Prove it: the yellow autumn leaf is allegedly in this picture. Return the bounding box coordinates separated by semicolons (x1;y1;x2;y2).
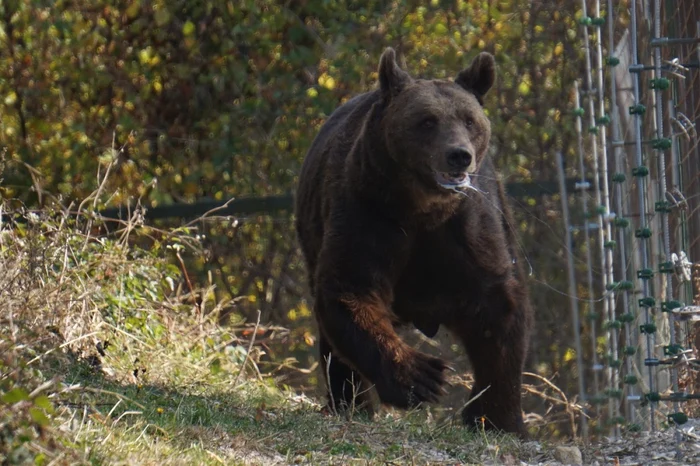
304;332;315;346
138;48;151;65
563;347;576;362
554;42;564;56
4;92;17;105
518;75;532;96
318;73;336;90
182;20;195;36
298;302;311;317
434;23;448;35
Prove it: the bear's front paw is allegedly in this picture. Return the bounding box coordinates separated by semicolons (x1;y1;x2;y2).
374;349;449;408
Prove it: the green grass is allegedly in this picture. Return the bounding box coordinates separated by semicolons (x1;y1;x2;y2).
0;208;529;465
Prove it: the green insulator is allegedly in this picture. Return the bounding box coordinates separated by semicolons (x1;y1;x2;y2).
606;56;620;66
597;115;611;125
589;126;599;134
664;344;684;356
609;281;633;291
661;300;683;312
579;16;593;26
623;346;636;355
638;297;656;308
645;392;661;402
618;281;634;291
655;201;672;213
658;261;674;273
606;389;623;399
650;78;670;90
612;172;626;182
629;104;646;115
619;313;635;323
624;375;639;385
604;240;617;249
632;166;649;177
614;217;630;228
591;17;606;26
637;268;654;279
640;323;657;334
586;312;598;321
652;138;672;150
604;320;622;330
595;205;606;215
573;107;585;117
635;228;652;238
668;413;688;425
608;358;622;368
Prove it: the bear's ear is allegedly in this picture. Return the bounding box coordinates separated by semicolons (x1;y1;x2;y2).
455;52;496;103
378;47;411;98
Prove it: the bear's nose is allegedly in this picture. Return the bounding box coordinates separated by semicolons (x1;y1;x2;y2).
446;148;473;171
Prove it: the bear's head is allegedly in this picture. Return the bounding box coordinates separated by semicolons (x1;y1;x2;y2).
378;48;495;193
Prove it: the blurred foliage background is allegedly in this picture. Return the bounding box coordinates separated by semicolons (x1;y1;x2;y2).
1;0;644;436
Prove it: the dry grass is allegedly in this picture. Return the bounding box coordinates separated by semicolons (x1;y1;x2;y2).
6;187;693;464
0;204;536;465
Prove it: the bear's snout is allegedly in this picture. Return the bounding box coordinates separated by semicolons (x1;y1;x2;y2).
446;147;474;172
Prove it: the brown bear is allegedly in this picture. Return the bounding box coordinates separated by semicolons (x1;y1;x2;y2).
295;48;532;436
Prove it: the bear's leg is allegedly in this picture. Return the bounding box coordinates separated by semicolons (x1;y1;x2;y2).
312;217;449;409
319;336;375;415
453;282;529;437
315;289;448;409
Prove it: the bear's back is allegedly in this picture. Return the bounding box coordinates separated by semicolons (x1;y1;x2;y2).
295;89;381;290
307;90;379;167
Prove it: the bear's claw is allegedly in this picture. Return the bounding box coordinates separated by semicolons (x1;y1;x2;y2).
374;350;449;408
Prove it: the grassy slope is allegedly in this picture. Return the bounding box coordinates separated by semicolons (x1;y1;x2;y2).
0;211;531;465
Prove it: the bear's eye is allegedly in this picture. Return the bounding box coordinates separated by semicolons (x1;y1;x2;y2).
464;117;475;129
418;116;438;130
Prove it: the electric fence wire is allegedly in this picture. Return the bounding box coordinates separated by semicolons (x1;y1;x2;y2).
580;0;618;436
630;0;658;432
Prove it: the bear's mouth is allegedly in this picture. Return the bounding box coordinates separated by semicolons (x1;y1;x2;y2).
434;171;472;189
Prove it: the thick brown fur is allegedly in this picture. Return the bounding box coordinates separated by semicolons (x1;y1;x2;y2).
295;48;533;436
